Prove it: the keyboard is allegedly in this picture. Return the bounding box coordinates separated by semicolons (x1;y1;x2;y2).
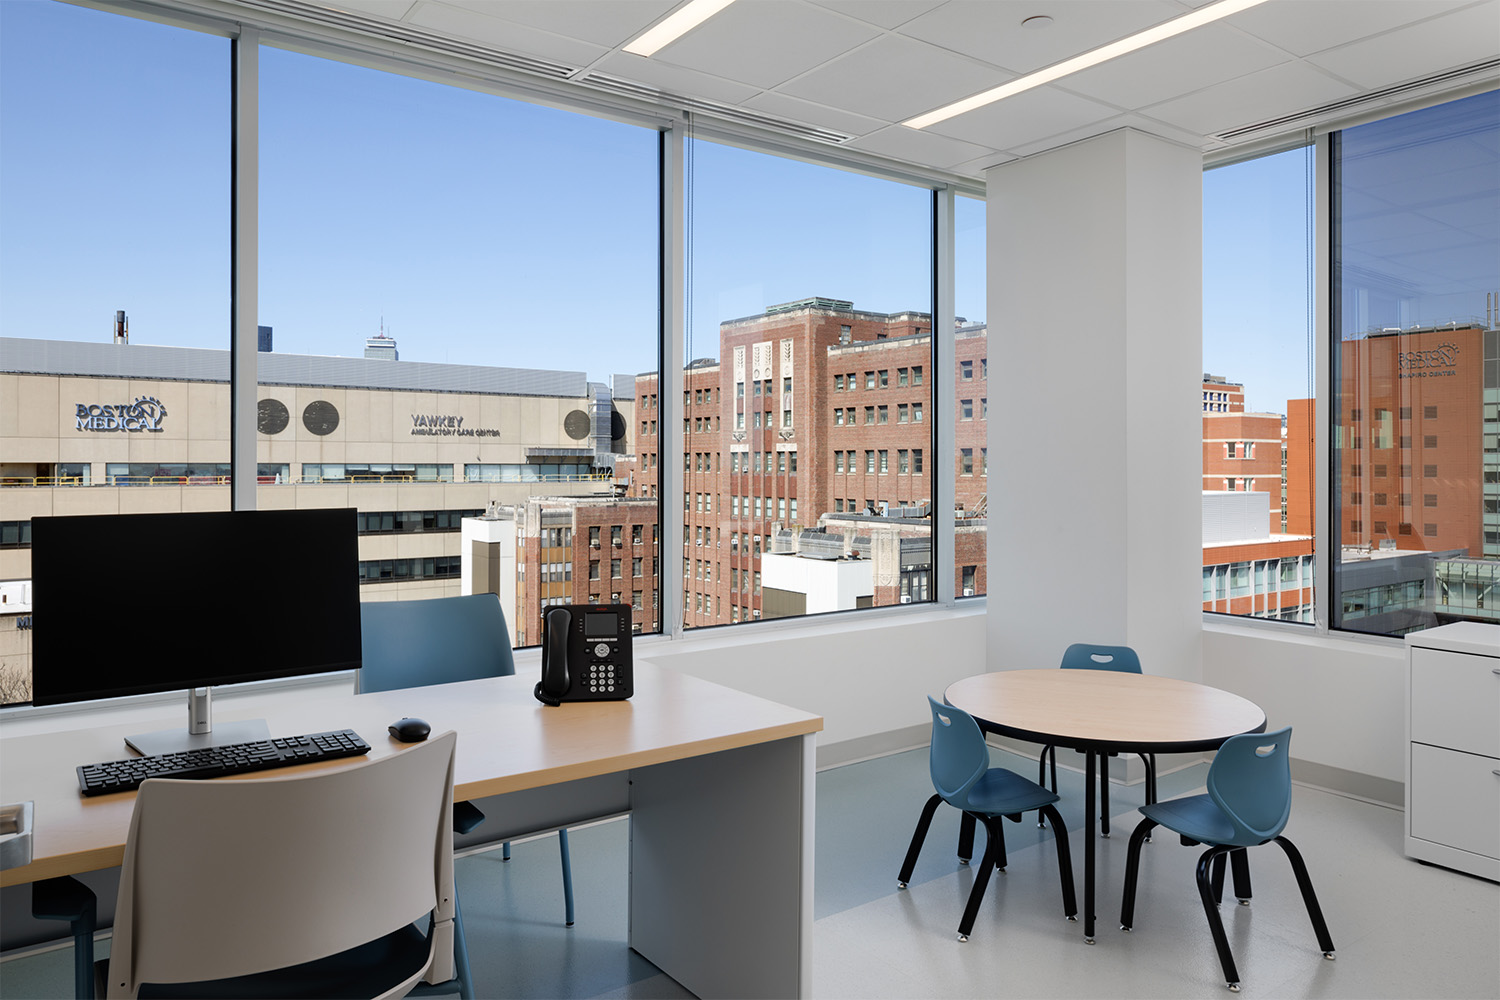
76;729;372;797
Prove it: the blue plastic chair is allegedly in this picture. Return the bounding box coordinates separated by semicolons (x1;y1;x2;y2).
897;697;1077;942
358;593;575;929
1119;727;1335;992
1036;643;1157;836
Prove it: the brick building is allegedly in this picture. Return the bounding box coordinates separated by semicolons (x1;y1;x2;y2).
632;297;988;626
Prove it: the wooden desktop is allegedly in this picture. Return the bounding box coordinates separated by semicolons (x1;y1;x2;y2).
0;661;823;999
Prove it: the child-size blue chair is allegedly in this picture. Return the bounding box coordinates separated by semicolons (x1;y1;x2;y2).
1036;643;1157;835
358;593;575;928
1118;726;1335;992
897;697;1077;942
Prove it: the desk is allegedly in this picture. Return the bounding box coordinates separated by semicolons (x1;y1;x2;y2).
0;661;823;999
945;669;1264;943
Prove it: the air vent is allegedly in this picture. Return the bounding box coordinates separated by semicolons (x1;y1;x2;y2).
235;0;575;80
577;73;854;145
1215;59;1500;142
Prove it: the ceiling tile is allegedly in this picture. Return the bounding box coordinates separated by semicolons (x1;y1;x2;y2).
591;51;764;105
330;0;420;19
805;0;946;30
778;34;1008;122
1228;0;1472;58
651;1;882;90
738;91;889;138
922;84;1125;152
1059;23;1290;111
437;1;677;49
897;0;1184;74
844;124;999;169
407;2;608;65
1142;60;1359;136
1304;2;1500;91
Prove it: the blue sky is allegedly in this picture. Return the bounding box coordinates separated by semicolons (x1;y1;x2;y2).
4;0;1308;413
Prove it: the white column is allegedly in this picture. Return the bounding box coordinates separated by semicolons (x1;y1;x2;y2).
987;129;1204;680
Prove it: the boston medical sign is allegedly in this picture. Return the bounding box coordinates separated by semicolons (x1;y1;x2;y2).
76;397;168;432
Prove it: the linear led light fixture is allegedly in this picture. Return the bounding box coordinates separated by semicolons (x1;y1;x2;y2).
905;0;1271;129
624;0;738;57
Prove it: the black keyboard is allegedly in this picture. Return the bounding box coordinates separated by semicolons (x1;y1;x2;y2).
76;729;371;797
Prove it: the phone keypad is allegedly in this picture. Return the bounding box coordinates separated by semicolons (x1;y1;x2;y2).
587;663;619;694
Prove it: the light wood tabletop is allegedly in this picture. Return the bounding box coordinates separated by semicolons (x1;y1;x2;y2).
945;669;1267;752
0;661;823;887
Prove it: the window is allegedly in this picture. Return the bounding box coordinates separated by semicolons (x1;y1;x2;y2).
877;405;888;424
898;404;909;423
878;450;889;474
865;371;876;389
865;451;876;474
898;367;908;386
878;370;888;388
912;402;923;422
864;406;875;424
960;449;973;475
960;360;973;381
960;399;973;420
911;366;923;386
1332;96;1499;634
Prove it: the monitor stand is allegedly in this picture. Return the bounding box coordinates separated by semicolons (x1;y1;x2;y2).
124;687;271;757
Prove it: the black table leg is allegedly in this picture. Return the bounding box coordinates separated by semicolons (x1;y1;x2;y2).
1084;750;1096;943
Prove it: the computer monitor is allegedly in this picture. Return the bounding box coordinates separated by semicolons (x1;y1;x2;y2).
30;507;362;755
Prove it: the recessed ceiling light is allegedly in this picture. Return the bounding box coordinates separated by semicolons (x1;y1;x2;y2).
623;0;738;58
905;0;1271;130
1021;15;1054;30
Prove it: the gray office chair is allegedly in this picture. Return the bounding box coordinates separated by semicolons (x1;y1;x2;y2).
98;732;472;999
357;593;576;926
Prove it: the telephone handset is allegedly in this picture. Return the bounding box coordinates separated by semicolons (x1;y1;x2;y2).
535;603;634;707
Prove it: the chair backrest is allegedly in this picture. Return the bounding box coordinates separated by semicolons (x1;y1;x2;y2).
1060;642;1142;673
1205;726;1294;847
358;593;515;693
926;696;990;810
104;732;459;999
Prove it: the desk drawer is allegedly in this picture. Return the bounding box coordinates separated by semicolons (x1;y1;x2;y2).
1409;743;1500;862
1410;647;1500;757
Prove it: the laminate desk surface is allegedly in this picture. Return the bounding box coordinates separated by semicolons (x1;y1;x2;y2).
0;661;823;888
945;668;1266;753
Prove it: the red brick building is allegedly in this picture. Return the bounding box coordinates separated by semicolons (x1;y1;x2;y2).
1337;325;1486;557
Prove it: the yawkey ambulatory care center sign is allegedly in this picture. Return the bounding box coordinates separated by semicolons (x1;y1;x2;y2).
409;412;501;437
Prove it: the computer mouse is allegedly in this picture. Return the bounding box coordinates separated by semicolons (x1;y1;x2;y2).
388;717;431;743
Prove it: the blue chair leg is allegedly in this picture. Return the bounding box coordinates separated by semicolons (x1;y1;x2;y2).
30;876;96;1000
897;794;942;888
501;840;511;862
1273;836;1336;959
1196;846;1242;990
558;829;575;927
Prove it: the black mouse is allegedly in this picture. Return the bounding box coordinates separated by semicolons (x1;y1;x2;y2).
388;717;431;743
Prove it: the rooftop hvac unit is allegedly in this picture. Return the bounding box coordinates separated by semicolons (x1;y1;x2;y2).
900;595;911;604
963;588;974;597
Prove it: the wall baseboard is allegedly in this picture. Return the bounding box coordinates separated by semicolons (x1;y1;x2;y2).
817;724;928;770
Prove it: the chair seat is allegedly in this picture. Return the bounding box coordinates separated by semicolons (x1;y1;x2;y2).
1141;793;1246;848
963;767;1059;816
118;923;434;999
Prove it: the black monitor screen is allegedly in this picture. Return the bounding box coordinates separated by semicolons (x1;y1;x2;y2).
30;508;362;706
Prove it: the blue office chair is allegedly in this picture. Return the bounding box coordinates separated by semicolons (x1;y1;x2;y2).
1119;727;1334;992
357;593;575;928
1037;643;1157;835
897;697;1077;942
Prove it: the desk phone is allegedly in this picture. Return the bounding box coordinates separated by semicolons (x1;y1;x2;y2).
535;604;634;706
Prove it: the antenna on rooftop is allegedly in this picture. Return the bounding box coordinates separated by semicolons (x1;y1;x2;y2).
113;310;128;345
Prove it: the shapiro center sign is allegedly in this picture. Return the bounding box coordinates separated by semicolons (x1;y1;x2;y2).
76;397;168;432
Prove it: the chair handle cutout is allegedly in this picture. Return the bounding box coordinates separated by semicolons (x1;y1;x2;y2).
1255;744;1279;757
937;712;952;727
1090;654;1114;664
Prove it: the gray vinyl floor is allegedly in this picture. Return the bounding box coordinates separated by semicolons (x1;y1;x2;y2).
3;745;1497;999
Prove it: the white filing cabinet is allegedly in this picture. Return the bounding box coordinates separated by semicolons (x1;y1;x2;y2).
1405;622;1500;881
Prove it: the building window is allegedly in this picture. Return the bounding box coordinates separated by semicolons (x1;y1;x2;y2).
960;399;973;420
960;448;973;475
960;360;973;381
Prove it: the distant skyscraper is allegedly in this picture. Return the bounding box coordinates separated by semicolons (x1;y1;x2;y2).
365;332;398;360
257;325;273;352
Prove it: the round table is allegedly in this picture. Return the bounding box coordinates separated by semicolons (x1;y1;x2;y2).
945;669;1266;942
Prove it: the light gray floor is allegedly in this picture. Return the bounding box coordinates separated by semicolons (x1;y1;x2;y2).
3;745;1497;999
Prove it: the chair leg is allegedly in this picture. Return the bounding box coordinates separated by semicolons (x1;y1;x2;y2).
1119;817;1157;931
897;794;942;888
957;810;976;865
1273;836;1336;959
956;816;1004;942
1230;847;1252;905
1210;852;1228;906
502;840;511;862
1099;758;1111;837
1037;803;1077;919
558;829;575;927
451;890;477;1000
1196;847;1242;990
30;876;96;1000
990;813;1008;872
